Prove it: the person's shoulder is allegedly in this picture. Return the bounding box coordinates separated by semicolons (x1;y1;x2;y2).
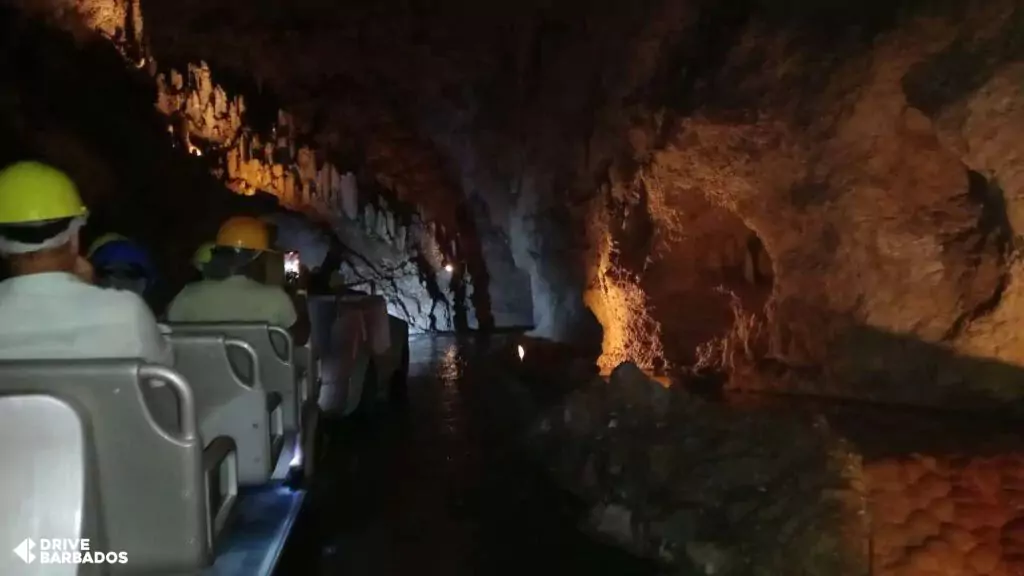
257;283;292;303
71;281;130;302
102;286;151;309
83;285;154;319
175;279;216;297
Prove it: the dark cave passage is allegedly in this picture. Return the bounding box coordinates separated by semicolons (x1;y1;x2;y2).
278;335;659;576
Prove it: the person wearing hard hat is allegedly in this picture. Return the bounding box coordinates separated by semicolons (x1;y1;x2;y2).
167;216;310;344
87;233;160;302
180;241;215;284
192;241;215;273
0;161;172;364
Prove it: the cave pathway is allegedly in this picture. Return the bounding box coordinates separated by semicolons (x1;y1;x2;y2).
276;334;659;576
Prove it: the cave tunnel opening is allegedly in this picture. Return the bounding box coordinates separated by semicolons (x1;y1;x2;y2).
641;194;774;373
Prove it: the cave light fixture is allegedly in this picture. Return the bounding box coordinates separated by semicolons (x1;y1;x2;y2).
517;345;525;361
444;263;454;273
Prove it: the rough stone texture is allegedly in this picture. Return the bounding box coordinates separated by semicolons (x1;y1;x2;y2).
9;0;1024;396
531;364;868;575
4;0;538;331
865;455;1024;576
93;0;1024;405
533;363;1024;575
144;57;513;331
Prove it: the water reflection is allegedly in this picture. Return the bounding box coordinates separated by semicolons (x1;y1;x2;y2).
439;342;463;385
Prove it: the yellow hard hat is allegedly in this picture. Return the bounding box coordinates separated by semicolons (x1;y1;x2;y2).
87;233;129;258
0;161;88;224
191;241;216;270
216;216;269;251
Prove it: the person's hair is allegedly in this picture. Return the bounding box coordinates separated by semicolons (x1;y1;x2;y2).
0;217;74;245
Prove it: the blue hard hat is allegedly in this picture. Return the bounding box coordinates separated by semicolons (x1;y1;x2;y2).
89;239;158;284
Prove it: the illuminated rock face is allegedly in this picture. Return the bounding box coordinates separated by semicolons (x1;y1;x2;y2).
5;1;535;330
865;455;1024;576
11;0;1024;390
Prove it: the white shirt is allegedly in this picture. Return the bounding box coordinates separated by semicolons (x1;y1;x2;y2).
167;275;298;328
0;272;173;365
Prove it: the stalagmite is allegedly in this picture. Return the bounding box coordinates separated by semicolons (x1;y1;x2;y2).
296;147;316;181
328;165;343;208
227;149;240;179
316;165;331;205
283;171;296;205
364;204;377;235
377;209;389;239
396;226;407;250
341;172;359;219
385;210;396;241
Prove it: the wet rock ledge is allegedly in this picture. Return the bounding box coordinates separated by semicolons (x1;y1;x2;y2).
531;362;1024;576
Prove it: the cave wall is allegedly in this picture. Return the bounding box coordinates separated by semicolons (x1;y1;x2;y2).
10;0;1024;406
612;0;1023;408
1;0;538;331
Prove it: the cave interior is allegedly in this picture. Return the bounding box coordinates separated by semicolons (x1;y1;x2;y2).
6;0;1024;573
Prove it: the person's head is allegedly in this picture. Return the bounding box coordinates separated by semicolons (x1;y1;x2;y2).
191;241;216;278
0;161;88;277
207;216;270;281
87;234;157;297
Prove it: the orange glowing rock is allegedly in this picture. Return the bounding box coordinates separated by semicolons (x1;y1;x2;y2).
874;492;914;525
906;509;943;544
904;458;933;485
867;460;905;492
931;498;956;524
957;503;1009;529
874;522;909;554
915;473;953;503
964;461;1005;501
966;542;1001;573
949;485;980;502
941;523;977;552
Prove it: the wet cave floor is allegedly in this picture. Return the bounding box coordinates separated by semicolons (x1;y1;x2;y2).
275;334;661;576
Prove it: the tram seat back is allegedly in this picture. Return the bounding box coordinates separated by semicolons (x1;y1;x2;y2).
168;334;283;485
0;360;232;573
0;394;86;576
166;323;298;433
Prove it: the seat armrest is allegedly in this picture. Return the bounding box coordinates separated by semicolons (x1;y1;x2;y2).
265;392;285;466
266;392;283;414
202;436;238;544
202;436;236;473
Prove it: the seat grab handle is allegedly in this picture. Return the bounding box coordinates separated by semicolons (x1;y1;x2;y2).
223;338;261;389
267;325;294;364
138;364;198;442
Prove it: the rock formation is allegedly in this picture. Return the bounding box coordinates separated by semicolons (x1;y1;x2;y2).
9;0;1024;395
